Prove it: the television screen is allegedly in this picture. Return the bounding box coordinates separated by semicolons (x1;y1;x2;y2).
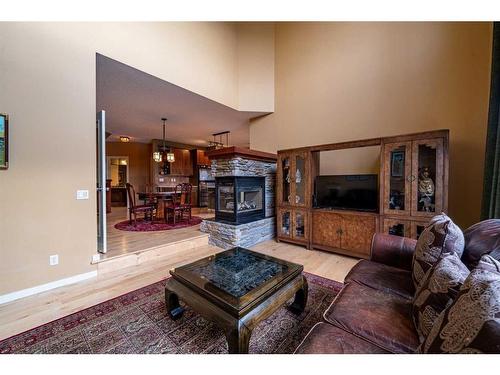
314;174;378;212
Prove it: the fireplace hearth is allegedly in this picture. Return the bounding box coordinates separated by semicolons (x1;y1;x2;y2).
215;176;266;224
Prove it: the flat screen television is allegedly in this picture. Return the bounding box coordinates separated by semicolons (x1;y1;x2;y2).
314;174;378;212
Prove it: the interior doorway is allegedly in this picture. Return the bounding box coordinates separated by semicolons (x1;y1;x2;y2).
107;156;130;208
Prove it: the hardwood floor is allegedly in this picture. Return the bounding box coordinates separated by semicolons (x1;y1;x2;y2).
104;206;214;260
0;233;359;340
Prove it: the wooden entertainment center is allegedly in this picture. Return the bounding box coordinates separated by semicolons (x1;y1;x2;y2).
276;129;449;259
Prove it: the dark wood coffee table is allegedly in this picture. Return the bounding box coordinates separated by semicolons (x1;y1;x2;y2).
164;247;308;354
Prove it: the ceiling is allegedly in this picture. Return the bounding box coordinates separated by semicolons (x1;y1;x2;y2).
96;54;268;147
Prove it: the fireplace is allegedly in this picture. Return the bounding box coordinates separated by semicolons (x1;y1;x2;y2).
215;176;266;224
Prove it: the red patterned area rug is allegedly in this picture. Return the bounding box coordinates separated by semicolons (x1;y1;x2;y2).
0;273;342;354
114;216;203;232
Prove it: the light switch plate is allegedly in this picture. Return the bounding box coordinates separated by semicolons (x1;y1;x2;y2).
49;254;59;266
76;190;89;200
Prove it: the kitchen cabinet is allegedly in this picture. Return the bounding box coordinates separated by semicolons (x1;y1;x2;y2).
196;149;211;166
170;148;193;176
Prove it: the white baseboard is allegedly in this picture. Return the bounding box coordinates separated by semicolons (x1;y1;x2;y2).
0;270;98;305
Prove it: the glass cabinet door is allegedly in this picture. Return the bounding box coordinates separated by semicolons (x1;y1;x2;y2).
383;142;412;216
280;154;292;205
294;153;307;207
383;218;411;238
278;209;291;238
411;221;428;240
293;210;308;241
411;139;444;217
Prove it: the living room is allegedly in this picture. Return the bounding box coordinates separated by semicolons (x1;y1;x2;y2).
1;0;499;372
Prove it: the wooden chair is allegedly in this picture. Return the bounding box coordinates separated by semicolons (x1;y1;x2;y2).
165;183;192;224
126;183;157;225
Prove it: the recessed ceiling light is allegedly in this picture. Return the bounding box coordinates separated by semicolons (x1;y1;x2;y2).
120;136;130;143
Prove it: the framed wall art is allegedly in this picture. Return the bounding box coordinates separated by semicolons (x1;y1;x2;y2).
0;113;8;169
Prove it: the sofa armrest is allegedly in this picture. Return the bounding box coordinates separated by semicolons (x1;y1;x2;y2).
370;233;417;271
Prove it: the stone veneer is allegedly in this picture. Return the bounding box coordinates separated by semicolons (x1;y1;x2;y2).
201;152;277;249
200;217;276;249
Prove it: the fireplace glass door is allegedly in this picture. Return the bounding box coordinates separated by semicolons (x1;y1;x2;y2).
218;182;235;213
237;187;263;213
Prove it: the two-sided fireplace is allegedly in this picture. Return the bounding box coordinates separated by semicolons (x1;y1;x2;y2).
215;176;266;224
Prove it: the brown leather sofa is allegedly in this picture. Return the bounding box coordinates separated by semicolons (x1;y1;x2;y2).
294;219;500;354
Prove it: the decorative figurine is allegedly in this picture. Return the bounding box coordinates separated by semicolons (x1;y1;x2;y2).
418;166;435;212
418;166;435;197
286;171;290;183
419;195;435;212
295;168;302;184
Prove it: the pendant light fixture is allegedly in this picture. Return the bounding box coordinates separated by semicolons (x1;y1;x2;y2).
153;118;175;163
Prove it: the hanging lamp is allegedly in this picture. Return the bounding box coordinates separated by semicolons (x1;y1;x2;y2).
153;118;175;163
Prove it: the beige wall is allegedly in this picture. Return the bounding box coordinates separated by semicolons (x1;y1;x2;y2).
250;22;492;228
0;22;274;296
237;23;275;112
106;142;152;192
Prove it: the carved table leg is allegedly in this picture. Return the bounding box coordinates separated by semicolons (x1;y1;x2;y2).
225;323;252;354
165;287;184;320
289;275;308;314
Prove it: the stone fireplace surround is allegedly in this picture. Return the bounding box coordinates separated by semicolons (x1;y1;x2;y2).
200;147;277;249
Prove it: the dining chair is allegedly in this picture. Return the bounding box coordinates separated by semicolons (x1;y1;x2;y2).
164;183;192;224
126;183;157;225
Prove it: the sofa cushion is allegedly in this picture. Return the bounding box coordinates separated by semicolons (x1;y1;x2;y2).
412;252;469;341
294;322;389;354
324;281;419;353
345;259;414;299
412;213;465;290
462;219;500;269
419;255;500;353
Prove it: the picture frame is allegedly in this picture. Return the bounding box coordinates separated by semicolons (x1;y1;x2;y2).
0;113;8;169
391;150;404;177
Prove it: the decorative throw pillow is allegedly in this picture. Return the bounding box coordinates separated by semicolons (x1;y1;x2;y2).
419;255;500;353
412;213;465;290
412;252;470;342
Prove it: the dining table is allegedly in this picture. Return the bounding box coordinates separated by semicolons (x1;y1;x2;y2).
137;191;178;221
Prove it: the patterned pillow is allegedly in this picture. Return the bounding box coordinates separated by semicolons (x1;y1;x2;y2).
412;213;465;290
412;252;469;342
419;255;500;353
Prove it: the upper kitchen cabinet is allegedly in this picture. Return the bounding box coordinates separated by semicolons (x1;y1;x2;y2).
196;149;211;166
170;148;193;176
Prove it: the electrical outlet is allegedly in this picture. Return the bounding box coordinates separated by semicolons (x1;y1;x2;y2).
49;254;59;266
76;190;89;200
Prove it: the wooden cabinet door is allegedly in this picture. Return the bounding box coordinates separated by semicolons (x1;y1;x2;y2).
410;138;444;218
182;149;193;176
383;218;411;238
311;211;342;248
277;152;292;206
340;214;376;257
382;142;412;216
277;208;292;239
196;149;210;166
292;209;309;241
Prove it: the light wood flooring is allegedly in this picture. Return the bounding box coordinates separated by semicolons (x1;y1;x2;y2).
104;206;214;260
0;231;359;340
